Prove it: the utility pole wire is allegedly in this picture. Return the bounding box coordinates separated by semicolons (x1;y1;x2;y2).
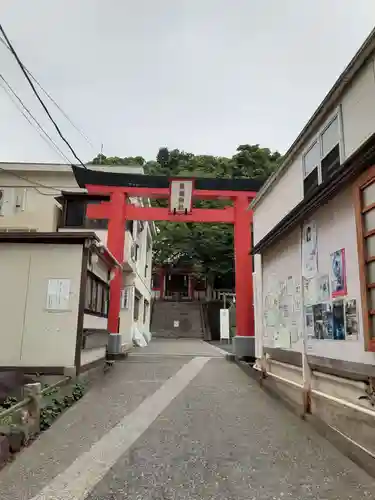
0;23;87;169
0;35;96;150
0;74;72;164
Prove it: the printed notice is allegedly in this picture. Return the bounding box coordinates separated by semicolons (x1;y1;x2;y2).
46;279;71;311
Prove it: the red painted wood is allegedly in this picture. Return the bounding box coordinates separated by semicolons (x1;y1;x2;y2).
87;204;239;223
234;195;254;337
85;183;255;338
106;191;126;334
86;184;257;201
126;205;236;223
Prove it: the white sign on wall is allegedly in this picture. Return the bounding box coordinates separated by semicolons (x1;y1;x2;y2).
169;179;193;214
46;279;71;311
220;309;230;340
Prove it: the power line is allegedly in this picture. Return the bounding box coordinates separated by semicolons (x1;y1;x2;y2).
0;73;73;164
0;23;87;169
0;35;96;150
0;167;62;195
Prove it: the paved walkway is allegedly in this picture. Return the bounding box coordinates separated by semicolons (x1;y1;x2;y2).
0;339;374;499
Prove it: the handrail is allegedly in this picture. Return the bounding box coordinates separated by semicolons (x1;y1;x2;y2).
0;376;70;420
0;398;31;420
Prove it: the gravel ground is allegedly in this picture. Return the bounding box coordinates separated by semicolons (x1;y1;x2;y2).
1;339;374;500
87;356;375;500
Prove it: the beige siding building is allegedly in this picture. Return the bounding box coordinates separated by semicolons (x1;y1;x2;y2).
0;163;154;355
0;232;119;374
252;29;375;459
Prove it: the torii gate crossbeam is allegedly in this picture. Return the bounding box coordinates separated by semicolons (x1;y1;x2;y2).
72;166;260;359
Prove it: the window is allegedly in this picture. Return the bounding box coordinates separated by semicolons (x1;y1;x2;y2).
304;142;320;177
321;116;339;157
65;200;86;227
85;271;110;317
302;112;342;197
133;293;141;322
354;165;375;351
131;243;140;261
143;299;149;324
121;287;131;309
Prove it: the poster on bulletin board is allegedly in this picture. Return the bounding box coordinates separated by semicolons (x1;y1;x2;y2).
330;248;347;297
345;299;358;340
302;221;318;278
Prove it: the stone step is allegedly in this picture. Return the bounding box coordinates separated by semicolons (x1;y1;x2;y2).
151;301;204;339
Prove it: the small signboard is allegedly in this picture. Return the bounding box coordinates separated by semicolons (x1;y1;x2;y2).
173;320;180;328
46;278;71;311
169;179;194;215
220;309;230;340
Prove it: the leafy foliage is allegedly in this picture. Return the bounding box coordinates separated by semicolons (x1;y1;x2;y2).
90;145;281;284
40;382;85;431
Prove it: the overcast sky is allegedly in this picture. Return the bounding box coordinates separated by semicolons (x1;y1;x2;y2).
1;1;375;164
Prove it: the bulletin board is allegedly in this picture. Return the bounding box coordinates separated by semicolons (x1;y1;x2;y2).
301;190;363;363
260;187;368;364
262;229;303;351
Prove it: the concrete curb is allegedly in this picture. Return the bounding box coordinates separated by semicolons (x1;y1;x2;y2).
228;357;375;479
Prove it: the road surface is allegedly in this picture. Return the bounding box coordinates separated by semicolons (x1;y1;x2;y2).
0;339;373;500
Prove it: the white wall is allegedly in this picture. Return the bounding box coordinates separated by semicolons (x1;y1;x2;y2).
261;228;303;352
83;314;107;330
0;163;145;233
0;171;77;231
0;243;83;369
254;55;375;244
0;164;154;348
341;58;375;159
257;186;375;365
253;156;303;244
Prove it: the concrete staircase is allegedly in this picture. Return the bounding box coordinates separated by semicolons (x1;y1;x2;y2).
151;301;204;339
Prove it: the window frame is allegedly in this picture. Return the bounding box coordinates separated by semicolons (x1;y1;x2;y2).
143;299;149;324
84;271;110;318
120;286;132;309
302;107;344;184
133;290;142;322
353;165;375;352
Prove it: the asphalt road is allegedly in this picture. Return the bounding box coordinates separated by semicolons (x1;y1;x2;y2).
0;339;374;500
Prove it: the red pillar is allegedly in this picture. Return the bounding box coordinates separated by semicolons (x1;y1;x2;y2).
160;268;165;299
106;191;126;333
234;194;254;337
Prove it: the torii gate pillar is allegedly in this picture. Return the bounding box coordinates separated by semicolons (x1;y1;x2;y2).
77;166;259;360
232;194;255;358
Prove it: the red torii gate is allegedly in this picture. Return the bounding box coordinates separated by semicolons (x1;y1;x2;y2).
72;166;259;357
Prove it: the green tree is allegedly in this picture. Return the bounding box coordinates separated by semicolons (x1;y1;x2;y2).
90;145;281;285
150;145;281;285
90;154;145;166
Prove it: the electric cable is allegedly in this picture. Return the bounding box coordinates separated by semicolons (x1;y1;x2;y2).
0;23;87;169
0;74;73;165
0;35;96;151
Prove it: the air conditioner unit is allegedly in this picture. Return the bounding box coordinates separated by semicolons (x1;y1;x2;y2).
15;188;27;211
